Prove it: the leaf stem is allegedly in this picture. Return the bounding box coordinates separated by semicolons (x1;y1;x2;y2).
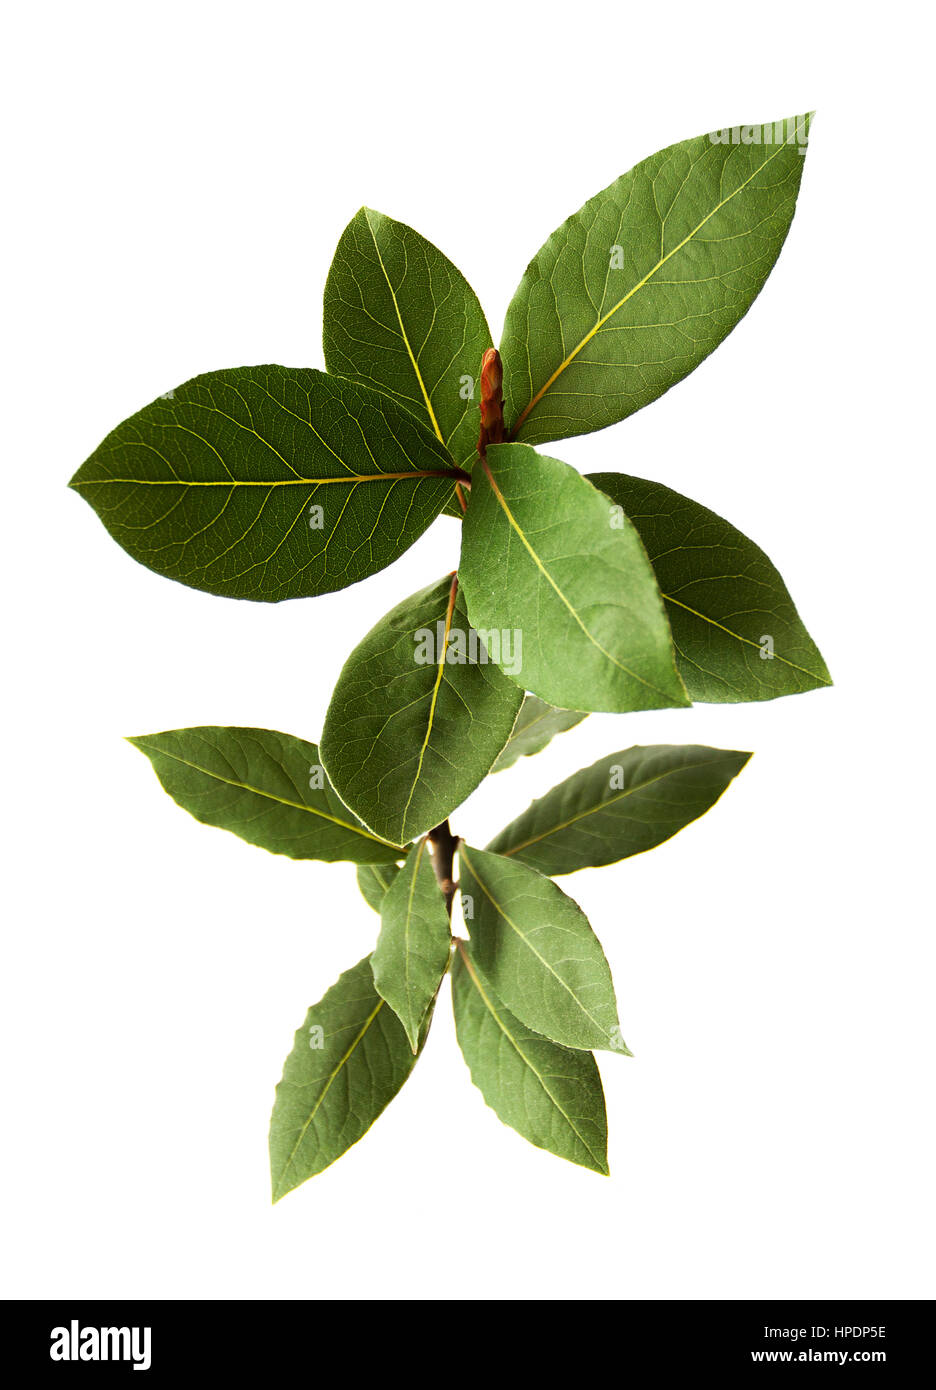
427;818;460;918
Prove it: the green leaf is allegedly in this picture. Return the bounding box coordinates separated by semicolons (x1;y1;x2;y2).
488;744;751;876
357;862;401;913
128;726;402;863
320;575;524;844
589;473;832;702
458;844;624;1053
501;115;812;444
491;695;587;772
270;955;432;1198
459;443;688;713
373;838;452;1051
452;943;609;1175
324;207;491;477
70;366;461;600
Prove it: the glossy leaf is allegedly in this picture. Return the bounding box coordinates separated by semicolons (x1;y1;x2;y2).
373;837;452;1050
129;726;401;862
270;955;431;1198
324;207;491;476
491;695;587;772
459;443;688;712
70;366;460;600
321;575;524;844
502;115;812;444
590;473;832;701
458;844;624;1053
357;862;401;913
488;744;750;876
452;943;609;1175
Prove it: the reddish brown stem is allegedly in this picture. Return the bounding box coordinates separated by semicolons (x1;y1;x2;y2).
477;347;505;458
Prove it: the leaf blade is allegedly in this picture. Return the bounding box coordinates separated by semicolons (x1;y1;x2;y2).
70;366;459;600
269;955;430;1199
458;844;624;1052
373;837;452;1051
491;695;587;772
502;115;812;444
357;862;402;913
129;726;402;862
452;943;609;1175
488;744;751;876
324;208;491;472
320;574;523;844
590;472;831;701
458;443;688;712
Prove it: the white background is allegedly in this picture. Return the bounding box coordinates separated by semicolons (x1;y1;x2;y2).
3;1;933;1301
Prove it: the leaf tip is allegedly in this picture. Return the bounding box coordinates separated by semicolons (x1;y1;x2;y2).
360;205;385;232
270;1165;292;1204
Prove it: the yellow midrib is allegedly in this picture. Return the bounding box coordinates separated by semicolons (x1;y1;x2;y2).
365;210;446;446
72;470;455;489
400;577;458;837
511;122;806;435
135;743;402;849
663;594;831;682
274;995;386;1196
455;942;607;1172
480;461;684;703
403;839;428;1028
459;845;609;1040
497;757;741;857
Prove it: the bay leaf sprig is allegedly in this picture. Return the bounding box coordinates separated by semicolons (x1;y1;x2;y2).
70;112;830;1196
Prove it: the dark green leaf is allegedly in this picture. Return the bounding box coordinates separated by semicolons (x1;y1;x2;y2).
501;115;812;444
357;862;401;913
373;837;452;1050
458;844;625;1053
491;695;587;772
324;207;491;478
488;744;750;876
320;575;524;844
128;726;401;862
270;955;431;1198
70;366;460;600
589;473;832;701
452;943;609;1175
459;443;688;712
